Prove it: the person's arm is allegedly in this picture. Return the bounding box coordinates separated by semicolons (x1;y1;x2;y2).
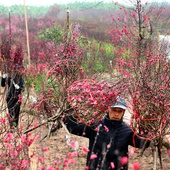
1;73;8;87
64;108;94;138
19;77;25;91
13;77;24;93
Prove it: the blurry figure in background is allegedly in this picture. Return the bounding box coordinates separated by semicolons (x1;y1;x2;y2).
1;64;25;128
64;96;150;170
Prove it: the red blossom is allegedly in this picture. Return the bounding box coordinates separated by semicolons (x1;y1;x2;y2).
133;162;140;170
121;156;128;165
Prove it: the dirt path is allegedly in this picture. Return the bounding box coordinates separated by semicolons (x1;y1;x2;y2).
27;123;170;170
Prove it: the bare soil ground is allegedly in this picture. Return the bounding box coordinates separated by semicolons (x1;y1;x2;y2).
28;125;170;170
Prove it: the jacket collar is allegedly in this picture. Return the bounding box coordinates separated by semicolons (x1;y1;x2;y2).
102;114;123;129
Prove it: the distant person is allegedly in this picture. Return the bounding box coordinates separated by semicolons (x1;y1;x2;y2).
64;96;150;170
1;64;24;128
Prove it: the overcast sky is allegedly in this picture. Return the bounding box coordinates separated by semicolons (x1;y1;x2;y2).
0;0;169;6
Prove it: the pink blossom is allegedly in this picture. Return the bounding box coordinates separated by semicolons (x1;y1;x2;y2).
143;16;147;20
21;160;30;168
43;147;49;151
34;135;40;140
40;167;45;170
18;94;22;102
93;112;98;116
21;135;27;144
52;161;58;166
133;162;140;170
77;97;82;102
67;151;78;158
82;146;89;154
38;156;44;163
167;149;170;155
69;159;76;164
6;132;14;140
48;88;54;93
121;156;128;165
110;162;115;169
129;148;134;157
0;163;5;169
90;154;97;159
10;150;18;158
91;100;97;105
28;138;34;146
33;122;39;127
95;126;100;132
70;141;79;150
0;118;6;124
47;166;54;170
89;118;95;124
36;145;40;149
85;166;89;170
104;125;109;132
63;158;69;168
6;143;12;149
107;144;111;149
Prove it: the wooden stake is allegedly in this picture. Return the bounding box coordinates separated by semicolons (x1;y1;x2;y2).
9;10;11;54
24;0;31;67
66;7;70;31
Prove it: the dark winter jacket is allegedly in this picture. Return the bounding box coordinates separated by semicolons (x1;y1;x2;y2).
1;76;24;102
65;108;150;170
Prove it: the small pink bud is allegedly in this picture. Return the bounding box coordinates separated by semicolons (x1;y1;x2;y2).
110;162;115;169
133;162;140;170
168;149;170;155
121;156;128;165
90;154;97;159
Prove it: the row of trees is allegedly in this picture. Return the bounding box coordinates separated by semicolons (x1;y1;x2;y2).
0;1;122;16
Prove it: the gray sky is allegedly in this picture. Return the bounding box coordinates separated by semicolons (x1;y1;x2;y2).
0;0;169;6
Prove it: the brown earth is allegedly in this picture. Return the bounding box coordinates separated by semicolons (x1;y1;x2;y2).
28;125;170;170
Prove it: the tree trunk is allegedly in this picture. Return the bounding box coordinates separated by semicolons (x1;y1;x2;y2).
152;143;157;170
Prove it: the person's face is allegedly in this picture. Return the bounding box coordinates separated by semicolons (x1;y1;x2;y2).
108;107;125;120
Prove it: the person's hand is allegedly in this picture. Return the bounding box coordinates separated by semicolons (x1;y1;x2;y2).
2;73;8;78
13;81;20;89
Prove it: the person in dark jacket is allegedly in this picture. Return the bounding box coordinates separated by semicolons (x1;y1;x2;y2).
65;97;150;170
1;64;24;128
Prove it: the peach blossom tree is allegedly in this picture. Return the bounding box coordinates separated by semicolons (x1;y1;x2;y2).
108;1;170;169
